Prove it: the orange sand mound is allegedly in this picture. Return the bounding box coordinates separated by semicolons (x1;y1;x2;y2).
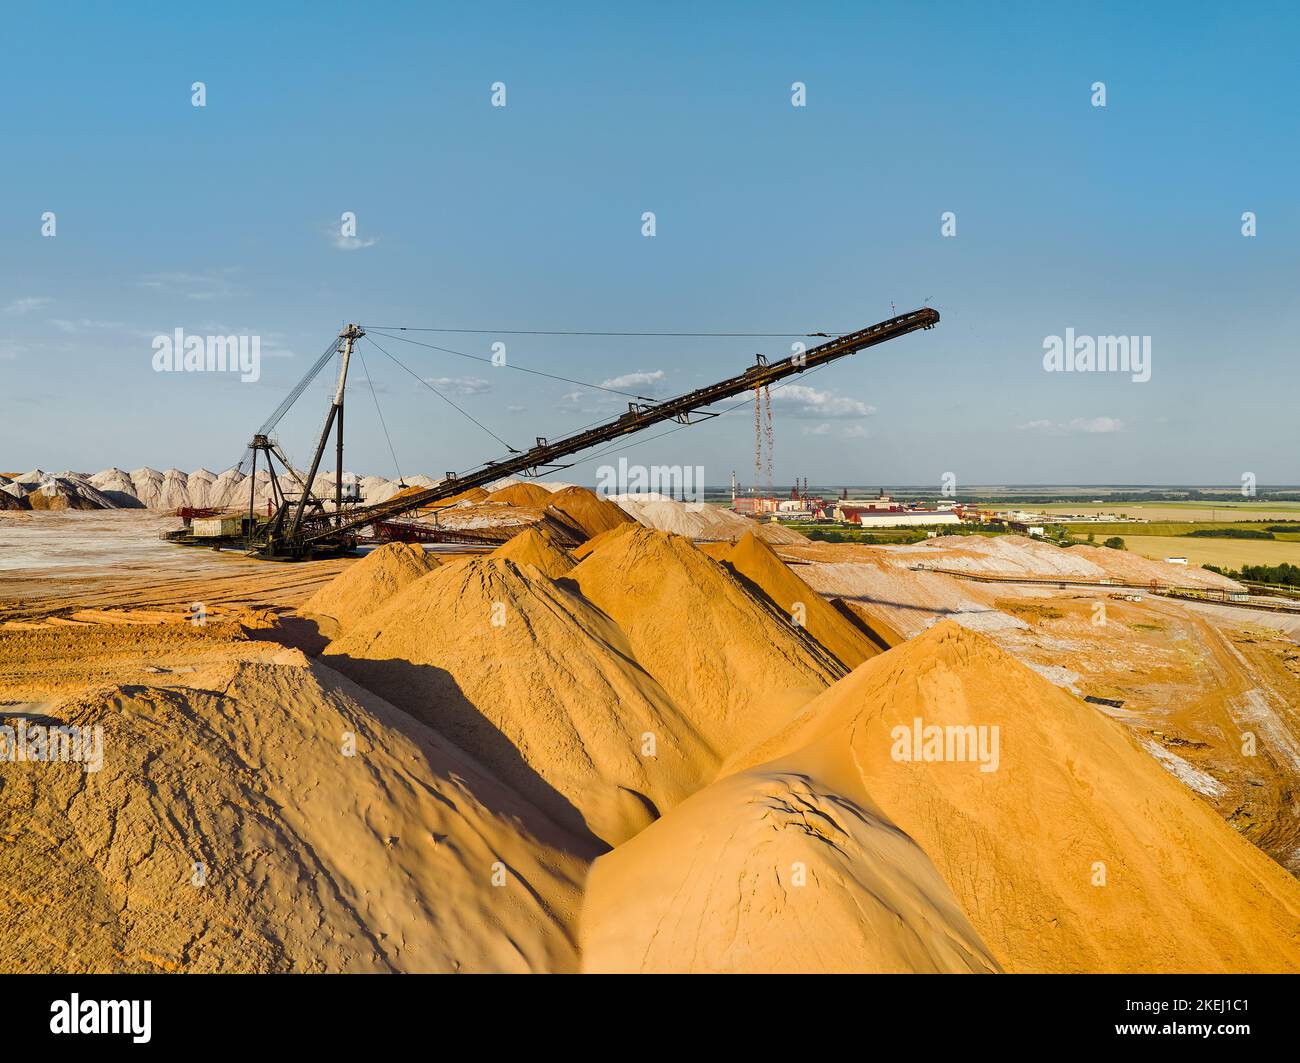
324;558;719;847
544;486;635;540
429;485;490;508
491;526;575;578
723;532;880;670
570;521;635;560
388;484;489;508
568;527;844;758
581;764;1000;973
487;482;553;508
300;542;436;636
839;599;907;649
729;621;1300;973
0;650;589;972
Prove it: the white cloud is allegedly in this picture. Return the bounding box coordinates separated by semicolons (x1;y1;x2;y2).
805;423;867;438
138;270;241;301
1019;416;1124;436
425;376;491;395
321;219;378;251
556;389;605;414
49;318;128;333
4;297;51;315
601;369;665;391
343;378;391;395
334;234;377;251
771;384;875;419
258;337;298;360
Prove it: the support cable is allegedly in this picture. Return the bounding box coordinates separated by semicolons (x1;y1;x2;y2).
362;325;844;338
356;343;405;486
575;363;835;470
365;327;666;402
363;335;517;453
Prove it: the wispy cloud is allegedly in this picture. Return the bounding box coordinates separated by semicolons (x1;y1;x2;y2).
771;384;875;419
181;323;301;360
334;234;377;251
601;369;665;391
1018;416;1124;436
343;378;392;395
803;422;868;438
49;318;129;334
138;269;241;301
555;388;609;415
425;376;491;395
321;219;378;251
4;297;51;315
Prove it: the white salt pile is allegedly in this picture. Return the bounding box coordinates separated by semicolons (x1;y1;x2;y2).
608;493;806;544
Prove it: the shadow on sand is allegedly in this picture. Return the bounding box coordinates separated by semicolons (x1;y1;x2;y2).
320;651;609;856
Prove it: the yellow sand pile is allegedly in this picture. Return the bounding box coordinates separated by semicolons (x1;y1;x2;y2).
300;541;437;637
385;483;489;508
722;532;880;669
544;486;635;539
488;482;553;508
324;558;719;846
428;485;490;508
0;651;588;972
581;621;1300;972
569;527;845;758
728;621;1300;973
840;599;907;649
491;526;575;578
581;764;1000;973
570;521;636;560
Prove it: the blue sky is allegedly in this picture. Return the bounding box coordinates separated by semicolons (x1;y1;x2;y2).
2;1;1296;487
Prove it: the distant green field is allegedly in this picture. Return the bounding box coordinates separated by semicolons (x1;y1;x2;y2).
781;523;922;544
779;522;1003;544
